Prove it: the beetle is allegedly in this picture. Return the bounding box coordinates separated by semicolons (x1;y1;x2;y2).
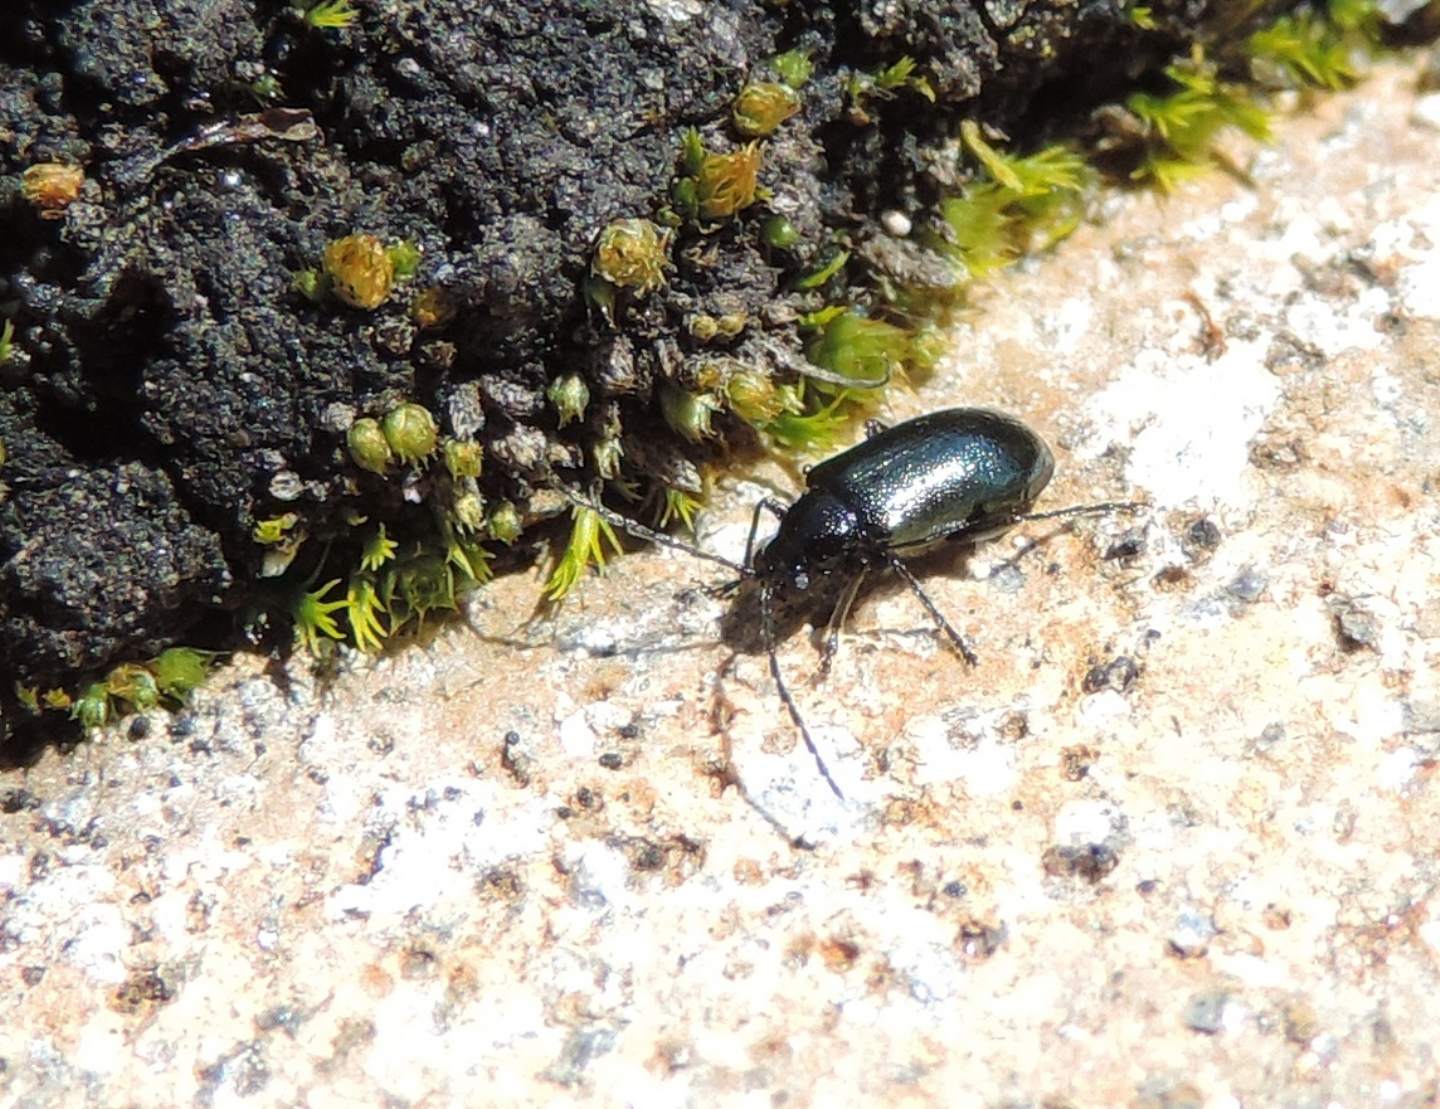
573;407;1136;800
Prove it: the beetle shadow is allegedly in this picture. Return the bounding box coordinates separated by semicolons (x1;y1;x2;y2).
715;543;991;663
715;522;1076;667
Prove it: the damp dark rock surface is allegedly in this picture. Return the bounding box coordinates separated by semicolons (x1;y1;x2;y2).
0;0;1296;738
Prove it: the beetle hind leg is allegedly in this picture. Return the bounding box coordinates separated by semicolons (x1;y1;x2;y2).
883;552;979;667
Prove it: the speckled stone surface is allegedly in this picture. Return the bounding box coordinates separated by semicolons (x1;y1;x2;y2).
4;61;1440;1107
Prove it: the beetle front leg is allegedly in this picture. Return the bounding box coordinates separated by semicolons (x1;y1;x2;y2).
742;497;789;570
883;552;979;667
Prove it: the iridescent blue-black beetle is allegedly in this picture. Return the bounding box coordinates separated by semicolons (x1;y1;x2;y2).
579;407;1135;799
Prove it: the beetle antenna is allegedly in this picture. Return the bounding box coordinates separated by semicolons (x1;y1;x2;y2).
756;336;891;391
760;580;845;801
558;487;752;576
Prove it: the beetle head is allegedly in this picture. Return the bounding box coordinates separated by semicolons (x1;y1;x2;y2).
754;491;859;591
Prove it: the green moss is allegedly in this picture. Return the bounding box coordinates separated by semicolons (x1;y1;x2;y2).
656;487;702;532
660;384;722;443
770;49;814;89
794;248;851;290
805;311;912;391
733;83;801;137
294;579;348;656
1125;53;1272;190
346;575;389;653
303;0;359;30
253;513;300;545
847;55;936;122
931;123;1094;277
544;505;624;601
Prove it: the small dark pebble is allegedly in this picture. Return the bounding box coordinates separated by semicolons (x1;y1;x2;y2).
2;789;42;814
633;843;667;870
943;880;967;898
1082;656;1140;695
1181;518;1222;560
598;753;624;770
1330;597;1380;651
1104;528;1147;562
1042;842;1120;882
128;716;151;741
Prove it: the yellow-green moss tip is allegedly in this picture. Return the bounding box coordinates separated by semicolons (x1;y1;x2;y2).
806;310;911;389
152;647;215;701
547;374;591;428
294;579;348;655
771;49;814;89
253;513;300;545
660;384;722;442
487;502;522;545
346;575;389;653
444;439;483;480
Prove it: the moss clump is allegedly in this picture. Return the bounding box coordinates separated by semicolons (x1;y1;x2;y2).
932;123;1093;277
381;403;439;463
593;219;671;294
20;162;84;219
321;234;395;309
347;417;392;474
674;131;764;221
544;506;624;601
303;0;360;30
1122;50;1273;190
733;82;801;137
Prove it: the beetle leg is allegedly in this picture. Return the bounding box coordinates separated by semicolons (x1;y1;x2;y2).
760;581;845;800
1010;500;1147;524
883;552;979;666
742;497;790;570
817;569;866;682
